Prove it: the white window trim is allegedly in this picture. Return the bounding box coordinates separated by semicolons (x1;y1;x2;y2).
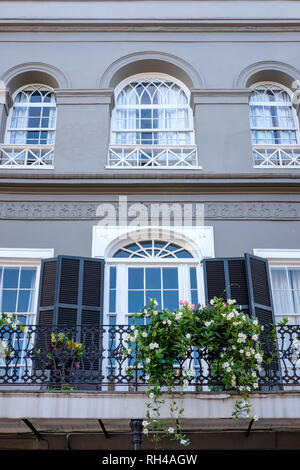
0;248;54;323
253;248;300;266
249;81;300;144
93;226;214;325
4;84;57;145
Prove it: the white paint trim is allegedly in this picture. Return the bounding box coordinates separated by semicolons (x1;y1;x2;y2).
254;249;300;261
0;248;55;260
92;225;214;259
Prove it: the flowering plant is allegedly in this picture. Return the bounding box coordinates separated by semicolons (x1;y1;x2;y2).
0;312;26;360
47;332;84;383
124;296;272;447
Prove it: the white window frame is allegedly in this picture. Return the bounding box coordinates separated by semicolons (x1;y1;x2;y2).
254;248;300;323
92;225;214;325
5;84;57;146
0;248;54;324
249;81;300;146
111;72;195;146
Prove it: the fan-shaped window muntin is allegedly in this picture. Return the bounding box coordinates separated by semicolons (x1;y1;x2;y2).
113;240;193;259
6;84;56;145
111;75;194;146
249;83;299;145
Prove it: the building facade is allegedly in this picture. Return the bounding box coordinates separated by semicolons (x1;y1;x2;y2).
0;0;300;450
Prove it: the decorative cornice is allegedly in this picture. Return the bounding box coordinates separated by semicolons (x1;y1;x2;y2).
54;89;114;106
0;201;299;221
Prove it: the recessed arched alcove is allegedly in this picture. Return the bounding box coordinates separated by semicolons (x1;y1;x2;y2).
99;51;204;90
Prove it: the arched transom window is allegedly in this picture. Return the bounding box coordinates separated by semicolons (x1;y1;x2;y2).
6;84;56;145
113;240;193;259
249;83;299;145
108;74;198;168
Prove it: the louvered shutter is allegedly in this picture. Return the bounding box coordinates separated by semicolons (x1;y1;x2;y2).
36;255;105;386
245;253;282;387
203;257;250;313
203;254;281;389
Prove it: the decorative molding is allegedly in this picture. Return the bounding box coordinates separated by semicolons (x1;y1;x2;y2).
54;89;114;106
235;60;300;89
1;62;71;90
0;201;299;221
191;89;251;106
0;248;54;259
99;51;204;89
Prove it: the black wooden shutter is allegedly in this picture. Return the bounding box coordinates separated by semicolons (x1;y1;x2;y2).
36;255;105;386
245;253;282;387
203;254;281;388
203;257;250;314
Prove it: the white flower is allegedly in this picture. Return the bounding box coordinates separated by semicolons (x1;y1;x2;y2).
180;439;187;445
11;323;16;329
187;369;195;377
153;310;158;316
222;362;229;368
252;334;258;341
252;371;257;377
167;427;175;434
226;313;234;320
167;320;172;326
153;300;158;306
253;382;259;389
239;349;244;354
232;345;236;350
143;428;149;434
146;358;151;363
163;320;166;325
24;327;29;334
246;351;251;357
227;299;236;305
255;353;263;363
130;325;135;331
143;309;148;314
149;343;155;350
253;415;259;421
183;380;189;388
145;375;150;381
226;367;232;373
175;312;182;320
210;299;215;305
142;331;147;338
149;392;154;399
142;420;149;427
253;320;258;326
153;342;159;349
186;333;191;339
9;351;14;357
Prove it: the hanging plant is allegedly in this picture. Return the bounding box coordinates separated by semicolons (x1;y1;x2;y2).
124;296;280;447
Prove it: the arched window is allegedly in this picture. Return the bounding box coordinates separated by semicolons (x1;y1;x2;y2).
249;83;299;146
1;84;56;168
106;239;200;325
108;74;197;168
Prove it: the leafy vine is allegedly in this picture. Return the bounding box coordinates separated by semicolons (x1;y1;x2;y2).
124;296;270;447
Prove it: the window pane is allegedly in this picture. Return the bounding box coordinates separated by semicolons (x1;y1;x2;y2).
128;291;144;313
146;290;161;309
109;290;116;313
163;267;178;289
128;268;144;289
20;268;36;289
3;268;19;288
17;290;35;313
2;290;17;312
163;290;179;312
190;267;197;289
146;268;161;289
109;267;116;289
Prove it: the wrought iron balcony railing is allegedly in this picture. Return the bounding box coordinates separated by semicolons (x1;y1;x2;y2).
0;324;300;390
107;145;200;168
0;144;55;168
253;145;300;168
